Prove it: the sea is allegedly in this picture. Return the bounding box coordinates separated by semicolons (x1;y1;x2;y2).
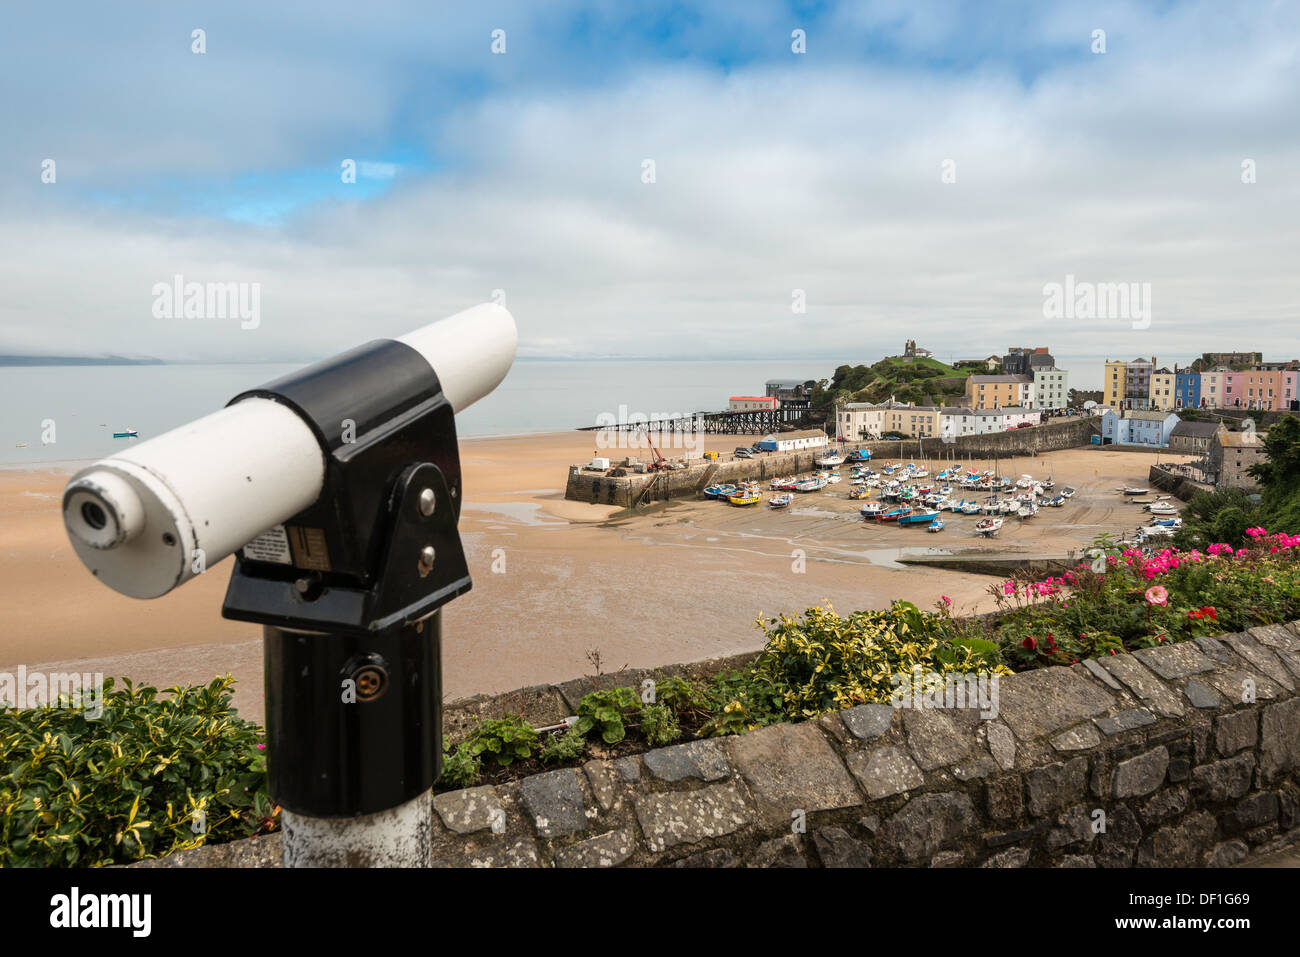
0;354;1121;467
0;359;831;467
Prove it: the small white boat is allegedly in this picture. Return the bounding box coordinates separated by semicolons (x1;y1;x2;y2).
976;517;1004;537
860;502;885;517
1147;501;1178;516
816;453;846;467
927;517;945;533
1060;486;1076;499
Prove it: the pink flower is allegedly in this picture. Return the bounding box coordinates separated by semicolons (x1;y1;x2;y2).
1145;584;1169;606
1246;527;1267;538
1002;581;1015;596
940;595;952;605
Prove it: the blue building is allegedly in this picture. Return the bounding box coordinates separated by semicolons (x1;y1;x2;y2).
1100;409;1180;447
1174;370;1201;410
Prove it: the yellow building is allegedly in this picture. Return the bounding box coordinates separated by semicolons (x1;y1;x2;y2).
965;375;1033;410
1149;369;1176;411
1104;360;1128;408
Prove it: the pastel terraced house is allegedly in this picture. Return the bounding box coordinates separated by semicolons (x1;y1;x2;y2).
965;374;1034;410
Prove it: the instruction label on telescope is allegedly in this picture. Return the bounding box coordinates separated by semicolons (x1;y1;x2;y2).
287;526;332;572
242;525;292;565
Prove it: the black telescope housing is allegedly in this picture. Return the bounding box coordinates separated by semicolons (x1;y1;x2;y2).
221;339;471;817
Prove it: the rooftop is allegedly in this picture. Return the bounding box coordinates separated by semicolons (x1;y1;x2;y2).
969;374;1033;384
1170;420;1225;438
1217;431;1269;448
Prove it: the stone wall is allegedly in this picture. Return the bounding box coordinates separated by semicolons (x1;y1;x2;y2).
565;416;1101;508
145;623;1300;868
1149;464;1214;502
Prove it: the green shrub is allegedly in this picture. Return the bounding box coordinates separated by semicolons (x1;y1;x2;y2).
0;676;273;867
460;714;538;767
538;725;586;764
638;704;680;747
576;688;641;744
440;737;482;789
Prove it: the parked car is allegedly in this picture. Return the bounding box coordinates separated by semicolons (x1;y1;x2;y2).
734;448;754;459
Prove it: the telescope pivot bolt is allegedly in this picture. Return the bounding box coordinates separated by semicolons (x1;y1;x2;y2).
418;487;436;516
418;545;436;577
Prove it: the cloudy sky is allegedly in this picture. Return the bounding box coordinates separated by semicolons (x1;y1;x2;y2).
1;0;1297;364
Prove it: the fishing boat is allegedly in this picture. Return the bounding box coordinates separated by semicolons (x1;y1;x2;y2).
793;475;828;493
769;493;793;509
770;476;795;490
860;502;886;517
112;429;139;438
728;489;762;506
899;508;940;527
878;505;913;522
1138;523;1176;540
704;484;737;499
975;517;1004;537
1147;501;1178;516
847;449;873;461
848;486;871;500
927;517;945;533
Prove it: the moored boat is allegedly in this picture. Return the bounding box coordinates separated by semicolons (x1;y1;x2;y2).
899;508;940;527
769;493;793;508
976;517;1004;537
927;517;945;533
860;502;885;517
878;505;913;522
728;489;762;506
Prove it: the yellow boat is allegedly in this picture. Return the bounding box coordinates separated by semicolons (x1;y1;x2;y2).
728;490;762;506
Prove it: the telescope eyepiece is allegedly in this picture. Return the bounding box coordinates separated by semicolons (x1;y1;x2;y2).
63;470;146;550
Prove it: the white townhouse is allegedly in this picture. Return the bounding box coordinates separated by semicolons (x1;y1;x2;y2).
1033;367;1069;410
938;407;978;439
839;403;887;441
1001;407;1043;429
974;408;1007;433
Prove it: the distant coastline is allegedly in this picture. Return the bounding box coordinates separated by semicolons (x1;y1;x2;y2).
0;355;165;367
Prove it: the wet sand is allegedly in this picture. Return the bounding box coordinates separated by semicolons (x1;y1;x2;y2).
0;435;1192;722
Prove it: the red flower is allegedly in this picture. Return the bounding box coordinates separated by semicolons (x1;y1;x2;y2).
1022;637;1037;650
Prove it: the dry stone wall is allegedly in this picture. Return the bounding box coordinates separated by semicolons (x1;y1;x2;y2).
142;624;1300;868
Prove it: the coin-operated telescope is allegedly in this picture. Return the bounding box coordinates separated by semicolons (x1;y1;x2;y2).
63;303;517;866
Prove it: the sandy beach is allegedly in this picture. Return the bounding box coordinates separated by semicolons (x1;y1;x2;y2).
0;433;1193;722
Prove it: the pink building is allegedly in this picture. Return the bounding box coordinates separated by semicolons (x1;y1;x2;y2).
1222;371;1244;408
729;395;777;412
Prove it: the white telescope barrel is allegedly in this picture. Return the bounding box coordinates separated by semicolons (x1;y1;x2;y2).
63;303;517;599
396;302;517;413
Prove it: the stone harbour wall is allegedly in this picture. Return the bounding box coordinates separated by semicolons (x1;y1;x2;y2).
145;623;1300;868
1149;464;1214;502
565;416;1101;508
